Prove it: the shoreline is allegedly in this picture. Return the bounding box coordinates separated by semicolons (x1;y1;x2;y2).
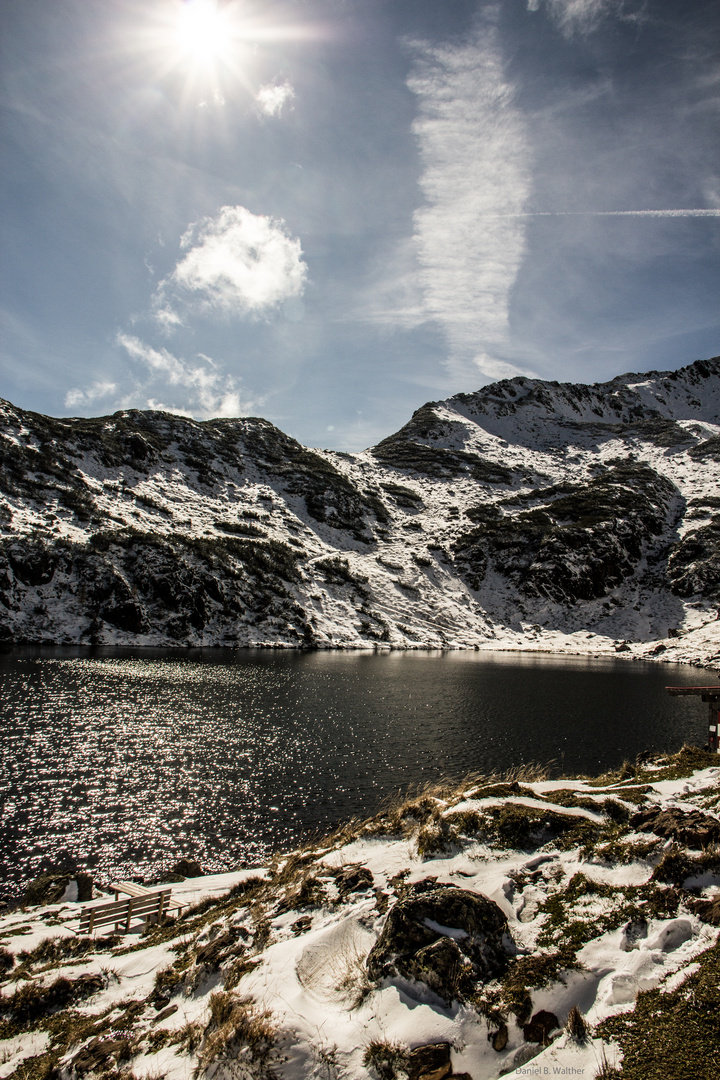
3;631;720;668
2;747;719;1080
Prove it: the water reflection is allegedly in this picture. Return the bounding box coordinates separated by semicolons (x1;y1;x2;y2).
0;648;706;894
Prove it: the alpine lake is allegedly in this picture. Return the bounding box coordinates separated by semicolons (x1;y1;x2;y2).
0;647;711;895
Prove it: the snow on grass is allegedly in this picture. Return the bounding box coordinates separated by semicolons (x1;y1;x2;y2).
1;749;718;1079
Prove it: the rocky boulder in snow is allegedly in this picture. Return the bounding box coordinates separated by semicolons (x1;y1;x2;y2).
366;880;510;1001
406;1042;452;1080
523;1009;560;1045
22;871;93;905
629;805;720;847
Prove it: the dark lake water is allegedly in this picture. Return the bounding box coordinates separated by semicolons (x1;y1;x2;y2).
0;647;710;895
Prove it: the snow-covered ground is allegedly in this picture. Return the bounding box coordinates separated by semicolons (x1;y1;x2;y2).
2;749;718;1080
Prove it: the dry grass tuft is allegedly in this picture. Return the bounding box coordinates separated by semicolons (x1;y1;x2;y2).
196;995;276;1077
566;1004;589;1043
362;1039;409;1080
331;937;373;1009
594;1044;621;1077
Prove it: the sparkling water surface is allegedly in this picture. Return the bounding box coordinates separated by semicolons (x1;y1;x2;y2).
0;647;709;894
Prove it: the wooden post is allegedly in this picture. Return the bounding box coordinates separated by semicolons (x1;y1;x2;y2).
666;687;720;753
125;897;134;932
709;701;720;753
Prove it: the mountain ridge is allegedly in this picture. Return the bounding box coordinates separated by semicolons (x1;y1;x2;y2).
2;356;720;664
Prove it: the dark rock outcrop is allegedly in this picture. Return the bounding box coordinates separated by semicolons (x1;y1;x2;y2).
171;857;204;878
453;462;678;601
334;864;374;895
23;871;93;906
406;1042;452;1080
630;806;720;847
523;1009;560;1045
366;880;511;1001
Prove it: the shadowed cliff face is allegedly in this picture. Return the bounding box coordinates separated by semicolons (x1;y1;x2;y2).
1;355;720;649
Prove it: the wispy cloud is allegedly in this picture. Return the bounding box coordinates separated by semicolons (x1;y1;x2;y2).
479;208;720;218
154;205;307;325
406;18;532;380
116;334;254;418
64;380;118;410
529;1;643;37
474;353;537;381
255;80;295;117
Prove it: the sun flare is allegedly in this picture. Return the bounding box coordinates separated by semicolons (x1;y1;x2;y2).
175;0;231;64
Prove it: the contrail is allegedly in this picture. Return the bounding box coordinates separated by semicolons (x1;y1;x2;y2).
485;209;720;218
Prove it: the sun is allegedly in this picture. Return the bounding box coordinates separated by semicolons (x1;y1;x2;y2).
175;0;232;65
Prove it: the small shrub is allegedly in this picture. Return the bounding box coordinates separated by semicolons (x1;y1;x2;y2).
151;963;184;1002
172;1020;204;1053
5;973;106;1028
362;1040;409;1080
276;874;327;913
208;990;235;1029
17;935;97;969
416;819;458;858
223;956;260;990
145;1028;172;1053
651;846;720;886
603;799;632;824
446;809;484;835
486;804;597;850
497;949;579;1025
6;1052;58;1080
594;1046;621;1077
197;997;275;1076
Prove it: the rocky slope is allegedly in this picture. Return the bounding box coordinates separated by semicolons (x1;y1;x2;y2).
3;356;720;660
1;748;719;1080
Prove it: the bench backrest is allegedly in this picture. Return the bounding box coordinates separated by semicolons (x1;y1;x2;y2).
79;890;171;933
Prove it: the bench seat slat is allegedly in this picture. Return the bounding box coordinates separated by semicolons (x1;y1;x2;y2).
109;881;185;913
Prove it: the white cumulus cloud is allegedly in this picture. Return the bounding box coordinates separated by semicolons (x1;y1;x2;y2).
407;21;531;380
155;205;307;324
255;80;295;117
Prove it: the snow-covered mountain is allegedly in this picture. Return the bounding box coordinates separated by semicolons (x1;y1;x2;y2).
3;356;720;663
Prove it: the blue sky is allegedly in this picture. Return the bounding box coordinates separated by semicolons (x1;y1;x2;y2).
1;0;719;450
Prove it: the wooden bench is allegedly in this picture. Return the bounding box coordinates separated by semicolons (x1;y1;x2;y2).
109;880;186;917
78;889;173;935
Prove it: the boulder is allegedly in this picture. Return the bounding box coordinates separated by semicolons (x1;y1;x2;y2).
688;894;720;926
523;1009;559;1045
490;1023;509;1051
366;880;510;1001
407;1042;451;1080
402;937;463;1000
334;864;374;895
171;857;204;878
23;872;93;906
630;806;720;847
